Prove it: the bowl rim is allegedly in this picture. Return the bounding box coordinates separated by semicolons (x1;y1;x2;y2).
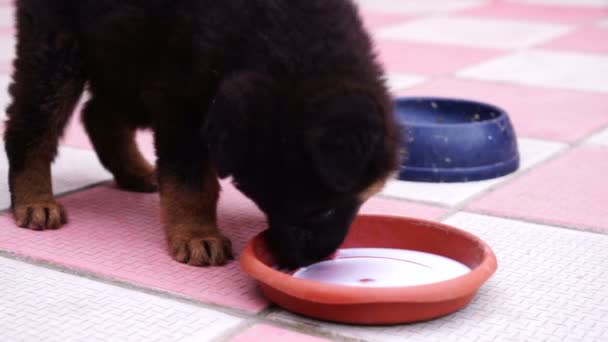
394;96;509;128
240;214;498;305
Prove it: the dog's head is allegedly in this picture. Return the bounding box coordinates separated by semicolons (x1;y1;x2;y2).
205;72;400;268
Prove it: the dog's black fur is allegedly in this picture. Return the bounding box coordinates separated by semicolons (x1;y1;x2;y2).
4;0;400;268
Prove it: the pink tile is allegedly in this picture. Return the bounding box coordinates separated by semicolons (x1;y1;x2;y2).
0;61;11;74
360;12;411;31
457;2;608;24
375;39;503;77
61;115;98;151
0;183;268;312
398;78;608;142
469;146;608;233
541;27;608;53
361;195;446;219
230;325;330;342
0;182;443;312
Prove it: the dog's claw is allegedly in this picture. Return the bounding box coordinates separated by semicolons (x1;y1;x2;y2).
169;230;233;266
14;201;68;230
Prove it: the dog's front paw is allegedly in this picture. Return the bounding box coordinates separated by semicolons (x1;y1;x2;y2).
168;227;233;266
13;200;68;230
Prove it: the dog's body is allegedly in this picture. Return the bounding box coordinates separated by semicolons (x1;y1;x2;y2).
5;0;400;268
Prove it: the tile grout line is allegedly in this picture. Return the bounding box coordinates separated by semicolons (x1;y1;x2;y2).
258;313;366;342
0;165;381;341
393;46;608;224
457;208;608;236
0;247;364;342
0;7;606;341
377;191;452;209
3;72;606;339
211;312;362;342
454;71;608;96
210;318;260;342
0;180;111;215
0;249;259;320
436;122;608;227
0;246;362;341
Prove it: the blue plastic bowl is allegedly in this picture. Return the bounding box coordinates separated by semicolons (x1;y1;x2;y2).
394;97;520;183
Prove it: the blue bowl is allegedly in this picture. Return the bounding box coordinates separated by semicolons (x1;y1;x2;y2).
394;97;520;183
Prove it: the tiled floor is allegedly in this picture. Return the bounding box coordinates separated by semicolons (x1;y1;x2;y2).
1;1;607;341
269;213;608;342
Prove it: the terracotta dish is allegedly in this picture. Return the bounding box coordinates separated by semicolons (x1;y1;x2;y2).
241;215;497;325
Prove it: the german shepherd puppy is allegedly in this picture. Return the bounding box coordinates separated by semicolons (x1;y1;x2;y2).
4;0;400;268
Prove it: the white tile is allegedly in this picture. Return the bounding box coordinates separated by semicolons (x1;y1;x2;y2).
270;213;608;342
380;138;566;206
0;6;13;29
386;73;427;93
459;50;608;93
0;35;14;62
587;127;608;147
0;73;10;119
508;0;608;7
0;143;112;209
597;18;608;28
0;256;242;342
355;0;487;14
377;17;572;50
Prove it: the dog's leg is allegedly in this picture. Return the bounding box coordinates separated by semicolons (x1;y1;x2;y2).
82;98;157;193
154;105;233;266
4;10;85;230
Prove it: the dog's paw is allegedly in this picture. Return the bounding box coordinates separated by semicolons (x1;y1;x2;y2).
13;201;68;230
115;171;158;193
169;229;233;266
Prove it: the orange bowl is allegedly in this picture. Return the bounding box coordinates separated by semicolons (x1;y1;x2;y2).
240;215;497;325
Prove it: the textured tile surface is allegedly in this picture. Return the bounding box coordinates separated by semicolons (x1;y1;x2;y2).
231;325;331;342
0;142;112;210
0;35;12;62
0;7;14;28
375;40;503;77
508;0;608;7
458;2;608;24
0;256;242;342
587;126;608;146
0;183;443;312
378;17;571;49
270;213;608;342
541;26;608;53
0;73;10;119
360;12;411;31
399;78;608;142
470;146;608;232
0;183;270;312
459;49;608;93
2;1;608;340
381;138;566;206
355;0;487;14
386;73;427;92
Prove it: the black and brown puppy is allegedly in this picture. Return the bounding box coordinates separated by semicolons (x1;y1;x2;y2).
4;0;400;268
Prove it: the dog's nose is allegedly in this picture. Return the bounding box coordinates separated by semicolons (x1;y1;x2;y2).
265;223;348;269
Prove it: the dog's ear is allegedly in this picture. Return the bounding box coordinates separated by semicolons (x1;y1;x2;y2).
307;92;383;192
205;72;268;178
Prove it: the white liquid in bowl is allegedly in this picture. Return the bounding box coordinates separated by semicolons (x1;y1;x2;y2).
292;248;471;287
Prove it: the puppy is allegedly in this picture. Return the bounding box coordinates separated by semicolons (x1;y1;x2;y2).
4;0;400;268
